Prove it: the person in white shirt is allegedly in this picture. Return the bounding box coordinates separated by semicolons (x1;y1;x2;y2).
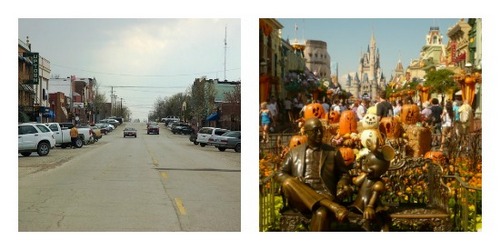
440;100;454;151
283;97;293;124
357;99;368;121
267;96;279;128
393;100;403;117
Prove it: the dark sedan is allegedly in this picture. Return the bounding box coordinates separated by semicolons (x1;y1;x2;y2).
147;124;160;135
171;123;194;135
123;127;137;138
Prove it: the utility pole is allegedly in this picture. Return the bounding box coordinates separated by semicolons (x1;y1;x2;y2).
110;86;114;116
224;25;227;81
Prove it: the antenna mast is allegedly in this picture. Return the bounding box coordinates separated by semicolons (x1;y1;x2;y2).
224;25;227;81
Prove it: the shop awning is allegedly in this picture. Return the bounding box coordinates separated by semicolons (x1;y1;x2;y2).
207;112;219;121
18;83;35;93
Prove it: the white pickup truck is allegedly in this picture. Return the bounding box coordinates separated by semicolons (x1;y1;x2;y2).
46;122;89;148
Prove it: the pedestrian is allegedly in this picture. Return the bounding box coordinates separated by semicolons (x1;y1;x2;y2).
70;124;79;149
420;101;432;126
453;100;461;122
357;99;368;121
393;100;403;117
260;102;271;143
268;96;279;129
440;100;454;151
376;90;393;119
283;97;293;124
457;99;473;137
429;98;443;135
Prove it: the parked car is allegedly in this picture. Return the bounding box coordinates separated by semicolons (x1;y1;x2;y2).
208;131;241;152
94;123;111;134
58;122;94;145
107;116;123;124
46;122;83;148
123;127;137;138
18;123;56;156
147;124;160;135
196;127;229;147
99;122;115;132
99;119;120;128
171;123;194;135
161;116;180;125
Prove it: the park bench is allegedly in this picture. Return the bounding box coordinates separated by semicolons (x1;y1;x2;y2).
279;157;452;231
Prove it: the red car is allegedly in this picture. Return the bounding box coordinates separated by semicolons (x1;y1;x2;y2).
147;124;160;135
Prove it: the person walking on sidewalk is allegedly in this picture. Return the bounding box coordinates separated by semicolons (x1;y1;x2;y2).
70;124;79;149
260;102;271;143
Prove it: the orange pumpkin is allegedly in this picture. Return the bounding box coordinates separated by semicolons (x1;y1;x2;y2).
379;116;402;139
424;151;446;165
339;147;355;165
400;104;420;125
338;110;358;136
303;103;326;120
289;135;308;149
327;110;341;124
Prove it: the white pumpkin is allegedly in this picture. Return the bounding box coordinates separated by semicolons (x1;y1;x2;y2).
362;113;379;129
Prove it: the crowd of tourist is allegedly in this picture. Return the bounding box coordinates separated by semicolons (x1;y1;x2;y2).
260;91;475;151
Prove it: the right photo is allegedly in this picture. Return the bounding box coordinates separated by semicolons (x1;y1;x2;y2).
258;18;482;232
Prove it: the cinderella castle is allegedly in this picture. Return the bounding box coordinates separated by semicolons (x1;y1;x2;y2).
345;33;388;100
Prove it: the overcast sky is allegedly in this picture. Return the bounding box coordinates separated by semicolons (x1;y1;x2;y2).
18;18;241;121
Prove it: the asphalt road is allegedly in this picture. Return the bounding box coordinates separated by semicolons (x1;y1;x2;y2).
18;122;241;232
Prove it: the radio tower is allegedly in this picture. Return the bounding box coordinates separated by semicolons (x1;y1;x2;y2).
224;25;227;81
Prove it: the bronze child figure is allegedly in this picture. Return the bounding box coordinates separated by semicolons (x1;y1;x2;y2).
350;145;394;231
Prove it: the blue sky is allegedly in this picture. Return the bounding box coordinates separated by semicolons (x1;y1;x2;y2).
18;18;241;121
277;18;460;85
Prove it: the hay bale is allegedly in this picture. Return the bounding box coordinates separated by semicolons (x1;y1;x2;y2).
403;124;432;157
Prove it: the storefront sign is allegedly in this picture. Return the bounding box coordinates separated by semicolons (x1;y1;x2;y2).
31;52;39;84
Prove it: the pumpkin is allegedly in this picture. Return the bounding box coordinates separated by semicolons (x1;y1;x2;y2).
401;104;420;125
338;110;358;136
289;135;308;149
303;103;326;120
328;110;341;124
379;116;402;139
424;151;446;165
339;147;355;165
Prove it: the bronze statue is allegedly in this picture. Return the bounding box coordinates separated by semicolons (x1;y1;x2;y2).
350;145;394;231
275;117;352;231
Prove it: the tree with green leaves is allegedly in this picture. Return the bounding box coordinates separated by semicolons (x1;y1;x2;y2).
424;68;458;103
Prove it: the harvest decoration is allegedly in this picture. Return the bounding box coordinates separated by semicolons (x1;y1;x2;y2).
283;70;321;93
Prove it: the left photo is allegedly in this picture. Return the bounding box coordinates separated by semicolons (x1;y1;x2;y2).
18;18;241;232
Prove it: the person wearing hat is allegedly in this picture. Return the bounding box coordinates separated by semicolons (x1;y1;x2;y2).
275;117;353;231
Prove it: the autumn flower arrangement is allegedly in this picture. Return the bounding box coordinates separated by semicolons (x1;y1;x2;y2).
283;70;321;93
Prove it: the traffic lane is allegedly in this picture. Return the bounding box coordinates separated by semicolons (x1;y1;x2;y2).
151;127;241;231
19;124;182;231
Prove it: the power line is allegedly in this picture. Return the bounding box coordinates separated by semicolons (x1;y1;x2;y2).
50;63;240;78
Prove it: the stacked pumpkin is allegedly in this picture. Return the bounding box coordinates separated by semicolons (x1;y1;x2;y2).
399;103;432;157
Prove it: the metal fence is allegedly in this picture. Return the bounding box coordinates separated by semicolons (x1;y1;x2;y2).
258;129;483;232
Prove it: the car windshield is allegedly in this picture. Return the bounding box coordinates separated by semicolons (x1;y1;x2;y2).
124;128;136;131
